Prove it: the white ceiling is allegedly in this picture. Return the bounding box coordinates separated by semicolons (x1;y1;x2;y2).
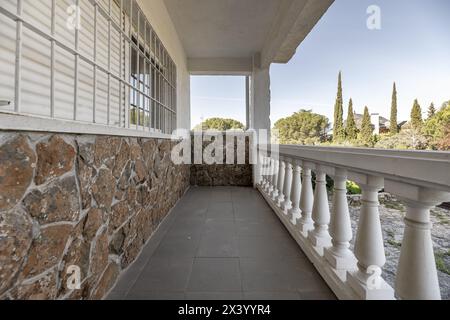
163;0;288;59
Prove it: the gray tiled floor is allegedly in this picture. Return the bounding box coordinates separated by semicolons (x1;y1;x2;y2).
106;186;336;300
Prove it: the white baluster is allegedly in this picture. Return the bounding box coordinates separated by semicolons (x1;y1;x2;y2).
298;162;314;235
270;158;280;200
288;160;302;225
385;181;450;300
347;175;394;299
280;158;293;215
276;157;286;207
264;157;272;193
308;165;331;253
261;156;268;189
324;168;356;277
267;157;275;194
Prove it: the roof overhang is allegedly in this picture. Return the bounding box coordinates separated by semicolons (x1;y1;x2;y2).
163;0;334;74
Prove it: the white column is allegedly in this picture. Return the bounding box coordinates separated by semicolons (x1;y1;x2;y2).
280;158;293;215
298;162;314;235
249;57;270;133
275;157;286;207
347;175;394;299
308;166;331;252
385;181;450;300
324;168;356;275
270;158;280;200
288;160;302;225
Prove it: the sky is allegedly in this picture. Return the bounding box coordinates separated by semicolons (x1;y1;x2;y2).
190;0;450;129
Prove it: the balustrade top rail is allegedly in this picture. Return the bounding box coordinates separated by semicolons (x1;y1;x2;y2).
259;144;450;192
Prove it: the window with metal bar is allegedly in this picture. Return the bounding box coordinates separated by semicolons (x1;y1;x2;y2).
0;0;177;134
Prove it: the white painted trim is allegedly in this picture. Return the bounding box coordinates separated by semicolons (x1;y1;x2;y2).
0;111;173;139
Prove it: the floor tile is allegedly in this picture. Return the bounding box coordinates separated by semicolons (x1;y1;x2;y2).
152;235;201;258
197;234;239;258
187;258;242;292
131;257;194;292
238;235;302;258
240;257;317;292
207;202;234;220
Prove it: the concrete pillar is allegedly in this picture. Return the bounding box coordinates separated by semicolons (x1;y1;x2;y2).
249;56;271;133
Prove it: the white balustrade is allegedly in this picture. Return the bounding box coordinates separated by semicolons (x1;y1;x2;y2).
347;174;394;299
256;144;450;300
386;181;449;300
280;158;293;215
272;156;284;201
270;158;280;200
308;165;332;252
276;157;286;207
288;160;302;225
298;162;314;234
261;156;268;188
264;157;273;193
324;168;356;276
267;157;275;194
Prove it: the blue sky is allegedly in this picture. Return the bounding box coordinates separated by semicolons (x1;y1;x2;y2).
191;0;450;128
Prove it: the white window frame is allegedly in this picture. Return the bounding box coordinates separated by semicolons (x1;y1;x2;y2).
0;0;177;136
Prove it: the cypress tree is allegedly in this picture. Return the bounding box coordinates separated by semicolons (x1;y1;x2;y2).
427;102;436;119
360;106;373;145
345;98;358;140
333;71;344;141
390;82;398;134
411;99;423;130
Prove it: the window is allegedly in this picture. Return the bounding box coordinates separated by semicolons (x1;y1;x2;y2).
0;0;177;134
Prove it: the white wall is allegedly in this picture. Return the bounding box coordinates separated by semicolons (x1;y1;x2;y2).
137;0;191;131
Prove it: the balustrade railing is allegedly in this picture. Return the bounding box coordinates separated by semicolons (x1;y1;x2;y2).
257;144;450;300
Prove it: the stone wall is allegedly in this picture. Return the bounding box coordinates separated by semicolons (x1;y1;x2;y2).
0;133;189;299
190;134;253;186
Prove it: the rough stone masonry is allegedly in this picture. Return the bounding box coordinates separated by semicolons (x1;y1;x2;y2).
0;133;190;299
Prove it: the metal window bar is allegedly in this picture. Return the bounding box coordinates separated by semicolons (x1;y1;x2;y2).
0;0;177;134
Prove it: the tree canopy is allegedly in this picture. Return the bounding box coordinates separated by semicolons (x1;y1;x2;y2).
424;102;450;150
193;118;245;131
345;98;358;140
273;109;330;145
359;106;374;146
390;82;398;134
333;72;345;141
410;99;423;130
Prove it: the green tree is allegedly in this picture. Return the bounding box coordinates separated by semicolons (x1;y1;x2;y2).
428;102;436;119
333;71;345;141
390;82;398;134
359;106;374;146
376;124;429;150
345;98;358;140
424;102;450;150
410;99;423;130
193;118;245;131
274;109;330;145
